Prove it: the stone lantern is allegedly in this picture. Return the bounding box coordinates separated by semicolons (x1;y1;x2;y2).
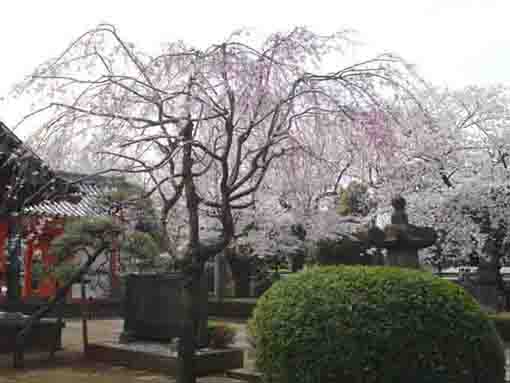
315;195;437;269
381;195;437;268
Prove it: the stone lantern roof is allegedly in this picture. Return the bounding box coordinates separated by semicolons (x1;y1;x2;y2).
349;195;437;268
382;195;437;250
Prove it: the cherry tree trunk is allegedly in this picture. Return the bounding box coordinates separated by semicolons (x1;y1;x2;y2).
177;279;197;383
178;118;201;383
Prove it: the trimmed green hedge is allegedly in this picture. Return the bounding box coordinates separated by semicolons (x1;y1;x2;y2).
249;266;505;383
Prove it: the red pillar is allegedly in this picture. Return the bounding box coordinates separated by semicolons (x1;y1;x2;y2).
0;223;7;274
0;223;6;303
0;222;7;297
23;239;34;298
38;240;56;298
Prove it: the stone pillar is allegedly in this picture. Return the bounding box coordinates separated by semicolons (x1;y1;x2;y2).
214;253;227;301
119;274;135;343
195;272;209;348
476;261;500;312
249;275;257;297
385;248;420;269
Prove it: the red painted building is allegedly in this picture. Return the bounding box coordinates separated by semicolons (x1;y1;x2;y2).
0;178;125;303
0;121;134;303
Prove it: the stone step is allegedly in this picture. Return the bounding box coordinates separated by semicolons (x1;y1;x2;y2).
226;369;262;383
198;377;244;383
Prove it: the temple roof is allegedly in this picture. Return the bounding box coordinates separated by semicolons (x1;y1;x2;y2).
0;120;144;219
24;183;109;217
0;120;81;214
24;171;142;218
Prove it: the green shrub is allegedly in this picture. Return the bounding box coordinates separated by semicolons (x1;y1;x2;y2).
489;312;510;342
248;266;505;383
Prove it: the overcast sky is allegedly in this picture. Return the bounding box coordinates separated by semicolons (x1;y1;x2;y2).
1;0;509;132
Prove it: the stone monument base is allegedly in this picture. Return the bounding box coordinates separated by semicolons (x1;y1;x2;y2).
86;340;244;376
385;249;420;269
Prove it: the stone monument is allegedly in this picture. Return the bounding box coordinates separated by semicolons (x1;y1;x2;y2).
381;195;437;268
314;195;436;268
119;272;208;347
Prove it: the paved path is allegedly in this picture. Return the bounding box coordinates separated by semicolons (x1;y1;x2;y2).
1;318;508;382
0;318;249;382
